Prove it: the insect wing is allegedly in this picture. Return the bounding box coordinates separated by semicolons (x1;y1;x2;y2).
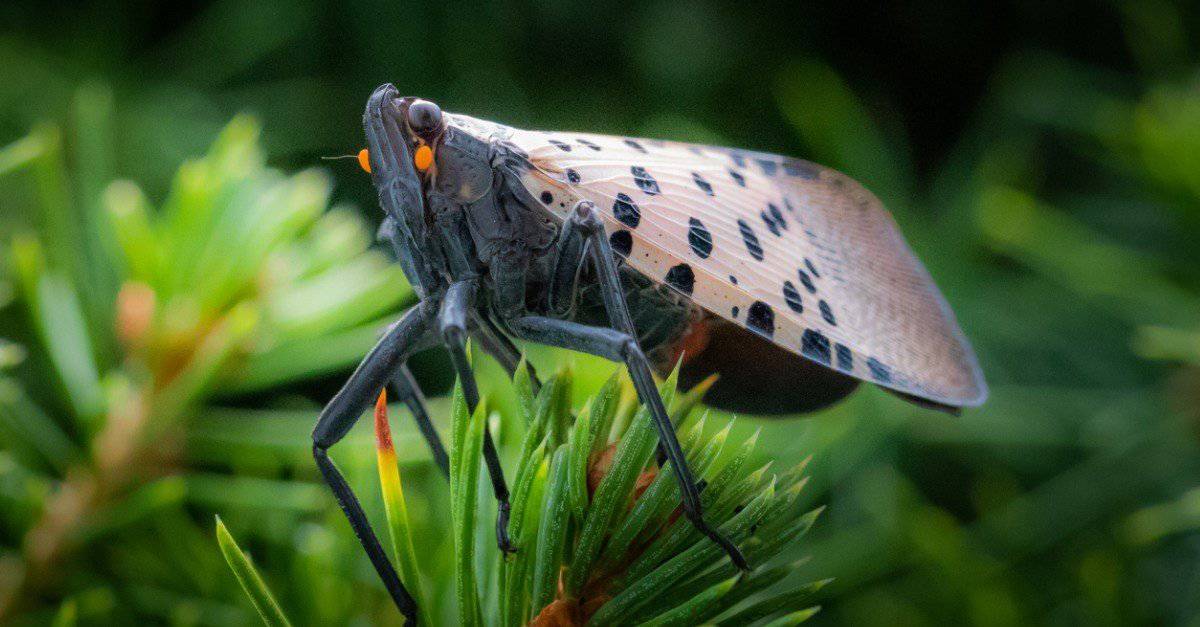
479;121;986;408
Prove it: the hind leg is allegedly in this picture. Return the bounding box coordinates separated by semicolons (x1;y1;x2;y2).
506;200;750;571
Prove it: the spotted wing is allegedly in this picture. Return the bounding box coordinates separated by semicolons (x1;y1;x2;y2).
479;119;986;407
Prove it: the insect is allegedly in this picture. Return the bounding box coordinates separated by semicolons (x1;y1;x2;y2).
312;84;987;622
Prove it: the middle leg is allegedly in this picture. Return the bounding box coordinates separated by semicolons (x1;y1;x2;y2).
439;279;516;553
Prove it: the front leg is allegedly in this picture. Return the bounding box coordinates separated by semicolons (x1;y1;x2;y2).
312;301;438;623
389;332;519;484
439;279;516;553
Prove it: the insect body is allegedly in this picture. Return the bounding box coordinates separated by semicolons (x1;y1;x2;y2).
311;84;986;622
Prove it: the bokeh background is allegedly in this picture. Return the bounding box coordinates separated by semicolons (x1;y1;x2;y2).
2;0;1200;625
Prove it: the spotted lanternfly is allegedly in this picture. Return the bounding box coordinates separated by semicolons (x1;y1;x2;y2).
312;85;987;622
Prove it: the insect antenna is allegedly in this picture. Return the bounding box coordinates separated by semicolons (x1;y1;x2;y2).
322;149;372;173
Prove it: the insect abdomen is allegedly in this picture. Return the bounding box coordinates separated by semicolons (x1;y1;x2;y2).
675;317;860;415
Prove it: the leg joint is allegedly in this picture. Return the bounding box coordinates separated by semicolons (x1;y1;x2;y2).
620;336;641;361
441;320;468;345
571;200;603;233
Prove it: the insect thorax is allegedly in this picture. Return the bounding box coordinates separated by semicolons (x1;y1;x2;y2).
407;121;554;280
398;117;698;363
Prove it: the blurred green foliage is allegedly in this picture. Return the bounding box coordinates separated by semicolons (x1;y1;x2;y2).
352;364;822;626
1;0;1199;625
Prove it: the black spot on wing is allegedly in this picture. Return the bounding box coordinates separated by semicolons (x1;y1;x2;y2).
783;281;803;313
804;257;821;278
746;301;774;338
761;211;779;237
624;139;647;153
835;343;853;371
566;168;581;183
797;269;816;294
631;166;660;195
729;169;746;187
761;207;787;237
783;159;820;179
867;358;892;383
756;158;778;176
729;275;738;285
548;139;572;152
613;193;640;228
737;219;764;261
577;138;601;151
687;218;713;259
731;306;739;318
609;229;633;257
819;299;837;326
767;203;787;230
540;191;553;204
665;263;695;295
801;329;831;365
692;172;714;196
729;152;747;168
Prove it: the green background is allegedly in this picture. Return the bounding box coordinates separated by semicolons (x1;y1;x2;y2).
1;0;1199;625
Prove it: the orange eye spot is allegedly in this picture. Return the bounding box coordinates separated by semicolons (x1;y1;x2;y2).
414;145;434;171
357;148;371;173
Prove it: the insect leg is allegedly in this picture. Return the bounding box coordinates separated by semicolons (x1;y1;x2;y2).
545;204;672;463
312;301;438;622
388;364;450;478
547;206;588;317
439;279;517;553
470;309;542;392
566;200;749;569
506;315;750;571
390;335;523;483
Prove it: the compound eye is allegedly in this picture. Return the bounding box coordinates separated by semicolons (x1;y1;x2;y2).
407;100;443;137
